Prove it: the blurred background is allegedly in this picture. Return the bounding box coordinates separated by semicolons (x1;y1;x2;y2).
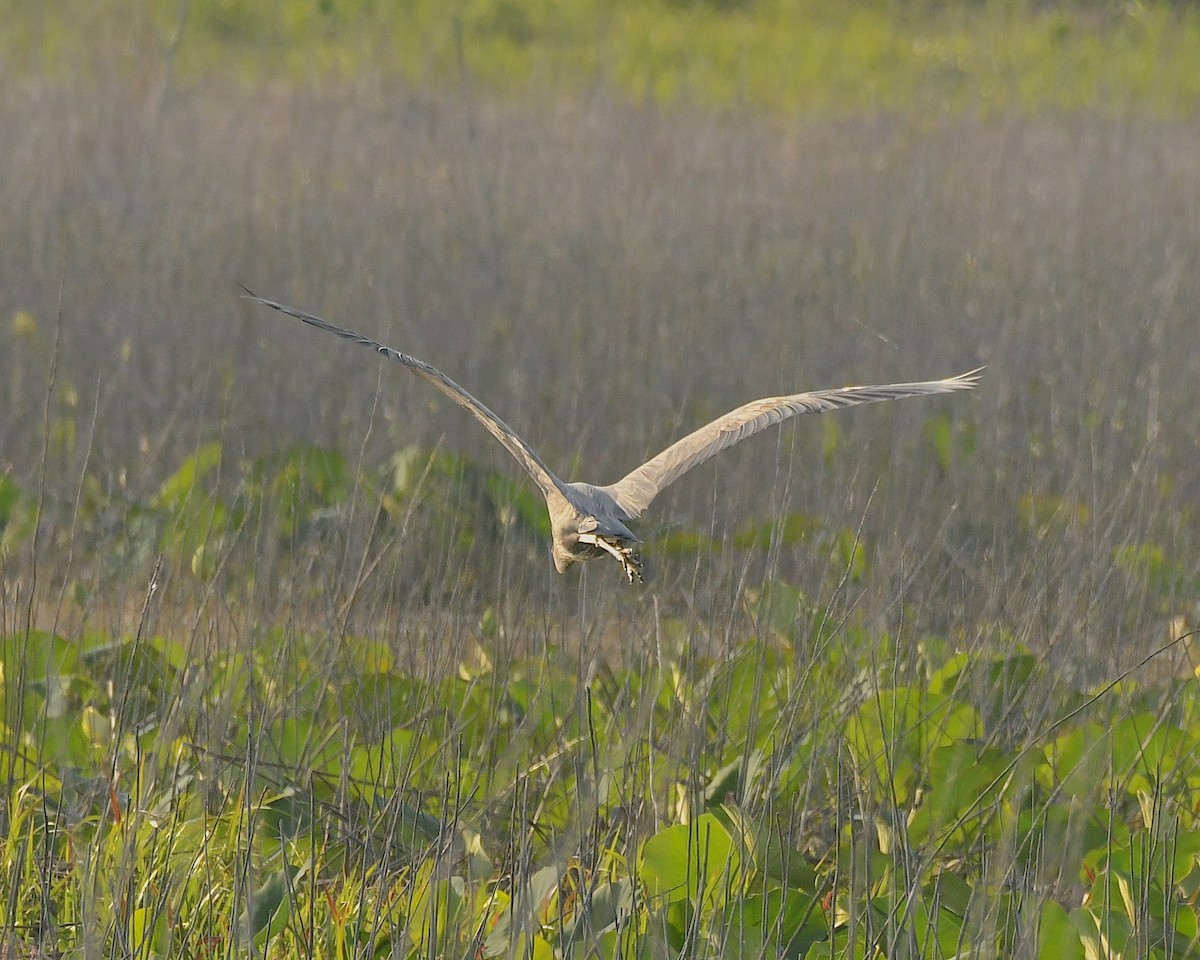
2;0;1198;672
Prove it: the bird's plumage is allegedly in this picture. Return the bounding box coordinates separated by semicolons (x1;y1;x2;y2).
245;289;980;583
602;374;981;518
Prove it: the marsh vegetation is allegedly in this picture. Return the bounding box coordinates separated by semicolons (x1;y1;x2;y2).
3;3;1200;956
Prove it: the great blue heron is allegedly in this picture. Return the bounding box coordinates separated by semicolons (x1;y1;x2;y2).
245;291;980;583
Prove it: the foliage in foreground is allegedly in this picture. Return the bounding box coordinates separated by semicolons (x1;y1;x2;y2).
3;605;1200;957
2;429;1197;958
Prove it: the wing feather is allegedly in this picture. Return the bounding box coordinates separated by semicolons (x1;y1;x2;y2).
243;290;571;509
604;370;982;517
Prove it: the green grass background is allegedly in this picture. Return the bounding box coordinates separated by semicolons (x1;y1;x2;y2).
7;0;1200;113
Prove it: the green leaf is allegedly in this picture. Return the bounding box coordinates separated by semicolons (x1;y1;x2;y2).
718;803;820;893
910;892;966;958
258;788;314;845
734;513;820;552
922;412;977;474
822;417;841;465
926;651;973;694
705;641;785;747
260;443;352;538
0;474;36;552
640;813;741;908
1012;800;1108;881
129;905;169;960
1017;492;1089;536
1112;543;1199;597
1072;903;1132;958
485;865;560;955
906;742;1024;846
845;687;982;805
717;889;828;959
485;468;552;540
835;528;868;583
1037;900;1085;960
0;630;77;680
1110;713;1193;789
559;878;637;951
924;413;954;474
745;578;812;639
154;441;223;511
405;860;465;952
1047;721;1109;797
238;863;297;946
0;473;22;526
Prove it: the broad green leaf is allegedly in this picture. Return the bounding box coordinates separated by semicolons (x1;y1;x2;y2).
129;905;169;960
405;860;465;952
0;475;36;551
718;804;820;892
485;865;560;955
1170;831;1200;888
705;642;785;747
260;443;351;538
44;713;95;766
559;879;638;952
926;651;973;694
846;687;982;805
923;412;976;474
705;757;744;806
1;630;77;679
344;636;394;675
1072;902;1132;958
822;417;841;465
257;788;314;844
485;469;552;540
834;528;868;583
1037;900;1085;960
154;441;223;511
1110;713;1193;793
641;813;741;908
910;894;965;958
716;889;828;959
1048;722;1110;798
654;528;718;558
238;863;297;946
1012;800;1108;881
745;578;812;639
906;742;1024;846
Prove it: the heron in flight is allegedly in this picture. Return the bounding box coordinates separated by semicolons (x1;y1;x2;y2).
245;291;980;583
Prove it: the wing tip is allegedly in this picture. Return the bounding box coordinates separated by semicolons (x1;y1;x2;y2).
238;284;278;311
947;366;985;391
237;282;267;305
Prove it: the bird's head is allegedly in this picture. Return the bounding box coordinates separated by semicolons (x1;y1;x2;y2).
551;541;578;574
549;515;600;574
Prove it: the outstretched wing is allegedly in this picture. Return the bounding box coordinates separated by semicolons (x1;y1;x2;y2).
603;369;982;517
244;289;572;510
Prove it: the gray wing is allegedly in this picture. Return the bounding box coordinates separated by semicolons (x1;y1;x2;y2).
244;290;572;510
603;369;983;517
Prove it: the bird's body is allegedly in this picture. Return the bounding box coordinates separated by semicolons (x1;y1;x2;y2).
246;290;980;583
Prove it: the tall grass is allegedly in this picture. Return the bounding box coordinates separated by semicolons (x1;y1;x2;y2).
2;51;1199;959
3;77;1197;661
